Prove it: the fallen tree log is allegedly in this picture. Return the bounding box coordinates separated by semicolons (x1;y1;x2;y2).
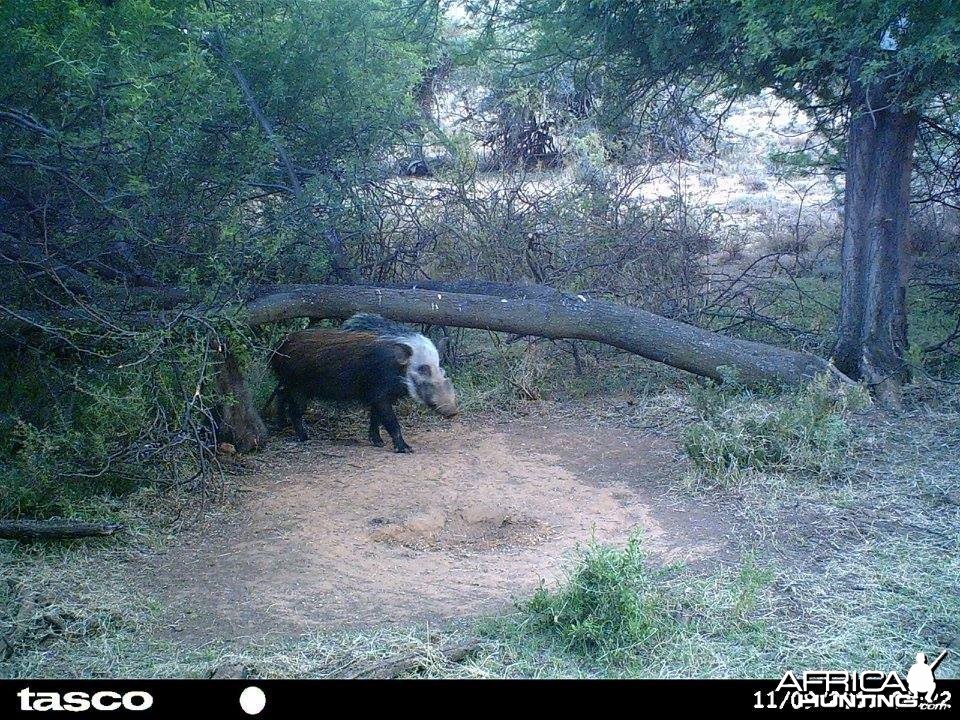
247;279;568;303
378;279;569;301
343;637;484;679
247;284;848;387
0;519;123;541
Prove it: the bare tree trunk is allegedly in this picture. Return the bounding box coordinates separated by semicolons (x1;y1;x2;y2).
210;337;267;453
833;75;919;405
247;284;849;387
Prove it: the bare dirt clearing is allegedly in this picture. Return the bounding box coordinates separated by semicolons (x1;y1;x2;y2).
142;413;735;640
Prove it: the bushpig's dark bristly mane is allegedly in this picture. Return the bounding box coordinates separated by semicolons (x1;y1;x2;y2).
341;313;413;338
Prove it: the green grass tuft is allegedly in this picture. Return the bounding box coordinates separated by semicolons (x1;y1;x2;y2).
682;374;870;483
523;536;676;662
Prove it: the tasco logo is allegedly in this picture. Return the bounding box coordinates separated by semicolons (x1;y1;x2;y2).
17;688;153;712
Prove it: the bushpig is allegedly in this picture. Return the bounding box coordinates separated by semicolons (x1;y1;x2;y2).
270;327;457;453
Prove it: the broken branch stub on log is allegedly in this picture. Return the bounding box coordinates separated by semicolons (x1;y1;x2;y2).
246;284;847;388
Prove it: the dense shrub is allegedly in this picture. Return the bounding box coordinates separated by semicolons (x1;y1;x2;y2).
0;0;433;517
524;536;675;659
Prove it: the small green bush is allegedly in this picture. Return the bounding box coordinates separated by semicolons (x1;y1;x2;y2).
524;536;676;660
682;374;869;482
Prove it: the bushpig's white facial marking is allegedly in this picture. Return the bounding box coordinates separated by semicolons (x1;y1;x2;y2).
392;334;458;417
397;334;441;402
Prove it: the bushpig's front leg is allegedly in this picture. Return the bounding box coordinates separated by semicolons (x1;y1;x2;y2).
284;392;308;441
367;405;385;447
375;401;412;453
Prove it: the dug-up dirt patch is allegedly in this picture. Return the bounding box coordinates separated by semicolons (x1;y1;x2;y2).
368;504;550;552
144;416;734;640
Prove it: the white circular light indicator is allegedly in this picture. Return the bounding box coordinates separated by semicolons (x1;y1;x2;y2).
239;686;266;715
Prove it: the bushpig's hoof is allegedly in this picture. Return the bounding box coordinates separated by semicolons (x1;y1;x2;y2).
394;445;414;454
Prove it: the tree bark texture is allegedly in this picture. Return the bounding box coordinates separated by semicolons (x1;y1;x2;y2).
210;337;267;452
832;74;919;402
0;519;122;541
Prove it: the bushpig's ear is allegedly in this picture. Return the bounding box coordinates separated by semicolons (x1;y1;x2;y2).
392;342;413;366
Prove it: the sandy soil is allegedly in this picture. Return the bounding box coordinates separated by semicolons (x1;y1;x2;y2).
141;415;735;641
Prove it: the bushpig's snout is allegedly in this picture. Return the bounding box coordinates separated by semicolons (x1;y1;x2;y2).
432;378;459;418
437;403;459;418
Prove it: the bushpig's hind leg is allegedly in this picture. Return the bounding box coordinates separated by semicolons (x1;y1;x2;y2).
272;387;293;433
375;400;412;453
368;406;385;447
285;393;309;441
